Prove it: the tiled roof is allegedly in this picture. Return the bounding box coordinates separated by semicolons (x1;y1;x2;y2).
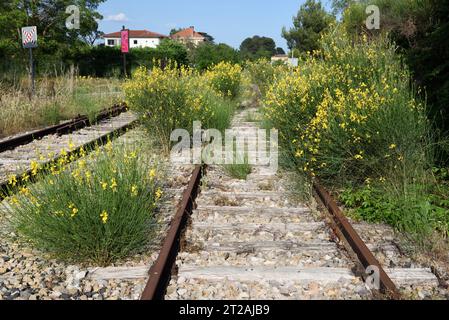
170;27;205;39
103;30;168;39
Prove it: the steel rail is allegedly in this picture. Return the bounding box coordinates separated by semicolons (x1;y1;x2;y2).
313;180;401;300
141;164;205;300
0;103;128;153
0;117;138;201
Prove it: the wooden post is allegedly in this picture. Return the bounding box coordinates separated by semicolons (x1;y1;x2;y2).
29;47;35;96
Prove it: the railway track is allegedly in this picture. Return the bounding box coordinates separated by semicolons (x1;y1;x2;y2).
0;103;137;200
143;107;441;300
0;102;444;300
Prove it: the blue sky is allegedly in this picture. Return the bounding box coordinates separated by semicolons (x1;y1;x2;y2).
98;0;333;51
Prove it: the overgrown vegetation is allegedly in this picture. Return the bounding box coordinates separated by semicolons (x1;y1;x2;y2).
224;161;252;180
123;61;241;152
341;0;449;161
223;144;252;180
4;142;163;266
0;75;123;138
282;0;335;56
262;26;448;244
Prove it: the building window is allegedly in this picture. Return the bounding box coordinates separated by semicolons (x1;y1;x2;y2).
134;40;138;45
107;39;115;46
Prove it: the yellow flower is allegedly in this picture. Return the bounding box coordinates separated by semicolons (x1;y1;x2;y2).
131;185;138;197
110;178;118;192
129;151;137;159
19;186;30;195
79;147;86;158
149;169;156;179
21;172;30;182
101;181;108;190
100;210;109;224
155;188;163;200
30;161;39;176
354;154;363;160
8;175;17;187
78;159;86;169
71;207;79;217
295;150;304;158
10;196;19;205
389;144;397;150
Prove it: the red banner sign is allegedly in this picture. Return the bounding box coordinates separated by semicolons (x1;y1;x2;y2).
121;29;129;53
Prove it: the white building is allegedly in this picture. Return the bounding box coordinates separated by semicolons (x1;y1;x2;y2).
103;30;168;49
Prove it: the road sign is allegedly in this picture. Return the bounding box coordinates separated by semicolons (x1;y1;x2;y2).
121;29;129;53
22;26;38;49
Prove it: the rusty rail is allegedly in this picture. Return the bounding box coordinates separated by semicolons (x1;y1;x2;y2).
313;181;401;299
0;103;128;153
0;111;137;201
141;164;205;300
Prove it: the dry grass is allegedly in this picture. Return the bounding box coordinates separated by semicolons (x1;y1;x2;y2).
0;75;123;138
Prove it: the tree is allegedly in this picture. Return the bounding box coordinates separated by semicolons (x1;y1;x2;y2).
191;42;240;70
0;0;105;44
276;47;286;55
0;0;105;73
155;39;189;66
282;0;335;53
331;0;356;15
342;0;449;160
240;36;277;60
170;28;182;35
199;32;215;43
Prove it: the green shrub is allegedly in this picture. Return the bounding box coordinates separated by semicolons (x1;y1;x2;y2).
263;26;449;240
124;64;236;151
264;27;430;185
5;143;163;266
190;43;241;71
340;180;449;241
204;61;243;99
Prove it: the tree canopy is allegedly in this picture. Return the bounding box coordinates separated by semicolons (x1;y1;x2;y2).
190;42;240;70
0;0;105;46
282;0;335;53
239;36;277;60
0;0;105;73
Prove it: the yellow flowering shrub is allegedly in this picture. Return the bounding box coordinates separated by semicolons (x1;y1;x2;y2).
204;61;242;99
264;27;429;183
124;63;235;150
6;143;163;266
244;58;289;97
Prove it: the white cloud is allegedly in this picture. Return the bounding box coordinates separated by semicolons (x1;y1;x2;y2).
105;13;129;22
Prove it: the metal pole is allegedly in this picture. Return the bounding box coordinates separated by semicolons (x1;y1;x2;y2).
29;48;35;96
123;53;127;78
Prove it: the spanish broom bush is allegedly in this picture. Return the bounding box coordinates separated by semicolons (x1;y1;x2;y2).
123;62;239;151
5;142;163;266
263;26;448;241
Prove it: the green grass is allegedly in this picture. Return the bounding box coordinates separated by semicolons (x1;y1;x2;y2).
4;142;162;266
224;161;252;180
339;175;449;245
223;149;252;180
0;75;123;138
